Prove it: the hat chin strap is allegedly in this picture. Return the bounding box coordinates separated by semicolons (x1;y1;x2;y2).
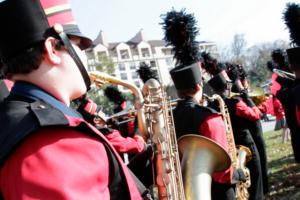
53;24;91;91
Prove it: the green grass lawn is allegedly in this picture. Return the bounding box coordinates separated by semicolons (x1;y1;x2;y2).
264;130;300;200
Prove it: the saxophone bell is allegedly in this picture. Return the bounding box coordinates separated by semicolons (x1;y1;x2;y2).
178;134;231;200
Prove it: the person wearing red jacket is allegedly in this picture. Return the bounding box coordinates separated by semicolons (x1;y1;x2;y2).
77;97;146;155
161;9;236;200
208;72;264;200
0;0;143;199
273;97;290;143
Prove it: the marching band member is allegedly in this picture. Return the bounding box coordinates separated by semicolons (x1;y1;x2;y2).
104;86;137;138
0;0;142;199
77;96;146;155
282;2;300;163
161;9;235;200
227;64;269;195
207;70;264;200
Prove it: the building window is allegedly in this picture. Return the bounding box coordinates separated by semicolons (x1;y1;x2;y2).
120;73;128;80
141;48;150;57
130;63;136;70
97;51;107;59
150;60;156;68
120;49;130;59
118;63;125;71
132;72;138;79
162;48;172;55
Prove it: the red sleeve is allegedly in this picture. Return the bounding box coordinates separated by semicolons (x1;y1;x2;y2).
0;127;111;199
105;129;145;153
127;120;135;136
236;100;261;121
199;114;233;184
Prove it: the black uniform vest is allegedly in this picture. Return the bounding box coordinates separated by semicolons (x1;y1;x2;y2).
0;94;131;200
173;98;216;139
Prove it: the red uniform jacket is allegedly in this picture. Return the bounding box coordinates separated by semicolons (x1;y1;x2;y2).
200;114;233;184
0;81;142;200
271;73;281;96
0;118;142;200
236;100;261;121
106;130;145;154
273;98;285;119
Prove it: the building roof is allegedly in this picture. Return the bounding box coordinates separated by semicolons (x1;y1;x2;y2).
92;30;215;51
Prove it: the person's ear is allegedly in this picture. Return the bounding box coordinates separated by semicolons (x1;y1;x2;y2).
44;37;62;65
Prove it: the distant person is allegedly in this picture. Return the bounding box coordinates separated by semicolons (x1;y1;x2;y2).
280;2;300;163
273;96;290;143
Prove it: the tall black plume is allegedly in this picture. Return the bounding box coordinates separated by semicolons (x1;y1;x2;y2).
136;62;158;83
283;3;300;47
161;9;200;67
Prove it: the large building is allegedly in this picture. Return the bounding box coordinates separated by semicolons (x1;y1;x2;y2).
85;29;217;90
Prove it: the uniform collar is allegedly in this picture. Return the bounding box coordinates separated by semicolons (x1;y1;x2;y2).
11;81;82;118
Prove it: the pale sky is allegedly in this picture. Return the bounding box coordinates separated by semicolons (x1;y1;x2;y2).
70;0;299;48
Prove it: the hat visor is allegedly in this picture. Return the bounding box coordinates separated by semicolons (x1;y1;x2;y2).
63;24;92;50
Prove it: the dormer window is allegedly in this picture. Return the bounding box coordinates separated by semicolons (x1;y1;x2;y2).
141;48;150;57
120;49;130;59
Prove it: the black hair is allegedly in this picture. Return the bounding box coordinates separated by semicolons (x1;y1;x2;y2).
1;37;63;78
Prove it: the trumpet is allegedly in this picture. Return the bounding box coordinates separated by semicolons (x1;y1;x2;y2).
273;68;295;80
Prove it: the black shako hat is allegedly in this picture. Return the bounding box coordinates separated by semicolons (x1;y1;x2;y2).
0;0;92;61
161;9;202;90
0;0;92;90
283;3;300;66
169;62;202;89
208;71;230;92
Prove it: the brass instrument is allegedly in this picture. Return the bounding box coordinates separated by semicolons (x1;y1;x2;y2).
273;68;295;80
204;94;252;200
89;71;149;139
142;78;185;200
178;134;231;200
248;93;266;106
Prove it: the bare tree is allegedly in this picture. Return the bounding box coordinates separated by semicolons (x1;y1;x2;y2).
231;34;247;64
246;40;289;85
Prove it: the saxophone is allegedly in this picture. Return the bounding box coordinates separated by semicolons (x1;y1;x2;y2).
89;71;149;139
143;80;231;200
142;78;185;200
204;94;252;200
